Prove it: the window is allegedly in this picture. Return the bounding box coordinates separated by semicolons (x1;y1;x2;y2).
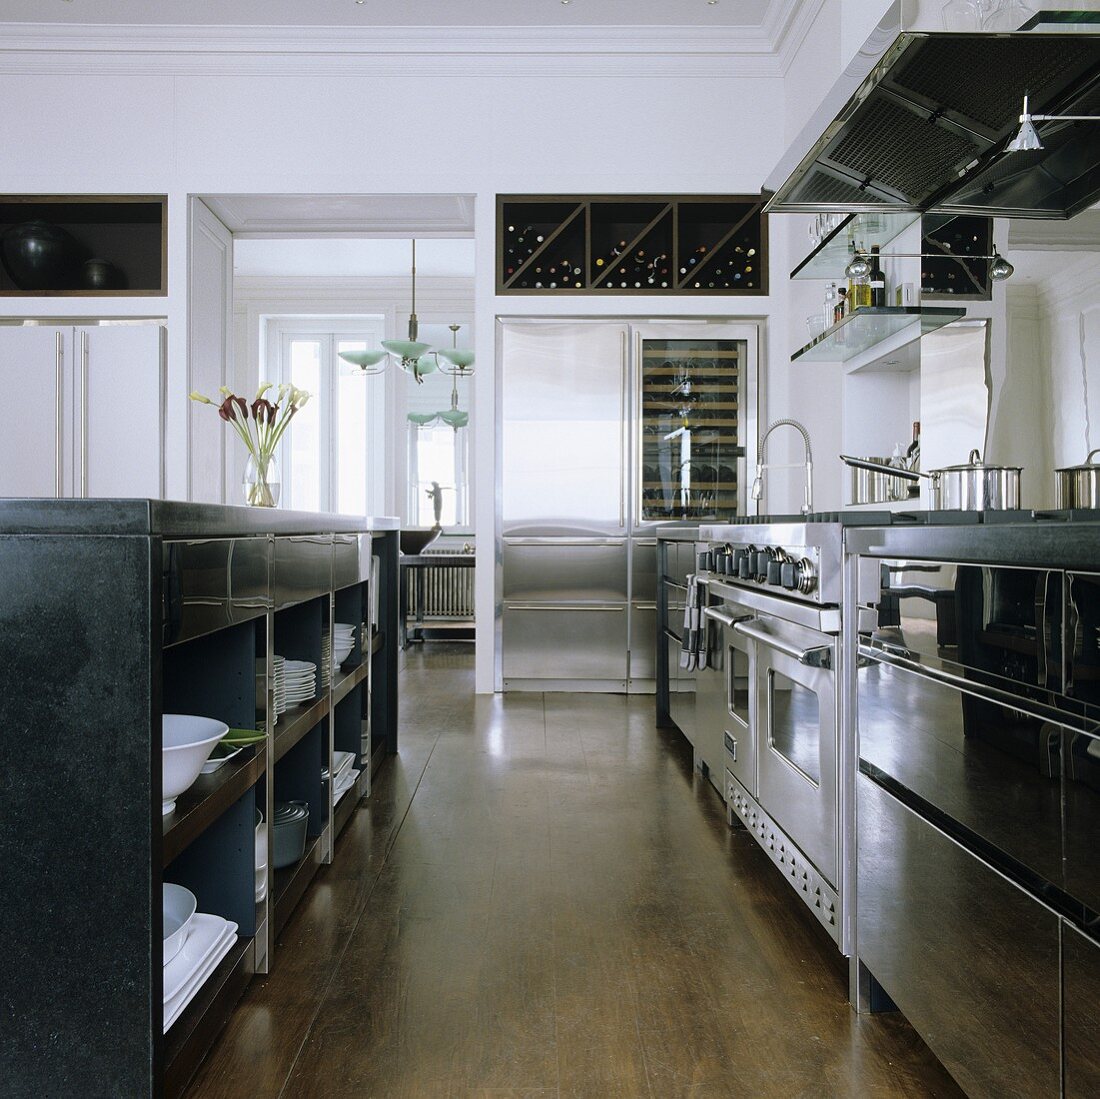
408;419;469;527
271;317;386;516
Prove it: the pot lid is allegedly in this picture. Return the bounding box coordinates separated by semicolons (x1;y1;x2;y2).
1055;448;1100;473
932;449;1023;474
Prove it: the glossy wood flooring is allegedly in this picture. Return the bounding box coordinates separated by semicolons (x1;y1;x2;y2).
187;644;963;1099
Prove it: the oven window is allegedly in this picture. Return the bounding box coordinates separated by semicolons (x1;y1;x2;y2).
727;643;750;727
769;670;821;785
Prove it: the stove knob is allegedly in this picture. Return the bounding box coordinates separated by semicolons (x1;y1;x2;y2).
780;562;798;590
796;557;817;594
738;547;753;579
752;551;770;582
766;559;782;585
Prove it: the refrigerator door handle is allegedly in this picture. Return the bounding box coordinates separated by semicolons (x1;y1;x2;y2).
619;329;627;528
503;537;626;547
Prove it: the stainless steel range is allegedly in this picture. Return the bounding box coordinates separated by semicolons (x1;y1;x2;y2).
695;514;869;950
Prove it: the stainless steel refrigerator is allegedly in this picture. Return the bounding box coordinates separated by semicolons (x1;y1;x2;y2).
498;320;759;691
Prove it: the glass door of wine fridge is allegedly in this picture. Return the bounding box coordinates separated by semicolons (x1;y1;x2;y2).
633;325;757;525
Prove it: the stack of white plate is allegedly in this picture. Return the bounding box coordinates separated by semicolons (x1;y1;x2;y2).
255;656;287;727
162;884;238;1033
281;659;317;706
255;808;268;903
321;624;357;688
330;750;360;804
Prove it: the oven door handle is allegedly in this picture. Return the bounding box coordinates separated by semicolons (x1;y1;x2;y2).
733;619;832;669
703;607;754;629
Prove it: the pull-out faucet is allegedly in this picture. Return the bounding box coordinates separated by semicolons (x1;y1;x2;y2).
752;419;814;515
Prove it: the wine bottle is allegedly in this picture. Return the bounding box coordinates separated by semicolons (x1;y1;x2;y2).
868;245;886;307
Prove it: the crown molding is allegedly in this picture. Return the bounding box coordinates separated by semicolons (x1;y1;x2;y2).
770;0;829;74
0;22;785;77
233;274;475;307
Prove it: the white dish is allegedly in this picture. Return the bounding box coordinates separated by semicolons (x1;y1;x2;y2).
255;810;268;870
163;715;229;815
163;883;198;966
163;911;227;1001
164;919;238;1032
255;864;268;903
334;767;361;805
200;743;243;774
333;750;354;777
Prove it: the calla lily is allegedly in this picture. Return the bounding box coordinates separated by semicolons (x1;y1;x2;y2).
189;391;213;405
254;381;273;401
252;398;276;424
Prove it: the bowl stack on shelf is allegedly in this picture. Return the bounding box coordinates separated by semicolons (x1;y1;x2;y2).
272;801;309;869
321;623;357;690
162;883;238;1033
280;658;317;707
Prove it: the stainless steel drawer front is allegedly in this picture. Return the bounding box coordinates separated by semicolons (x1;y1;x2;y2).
503;539;628;603
274;535;333;608
502;604;628;681
857;774;1060;1099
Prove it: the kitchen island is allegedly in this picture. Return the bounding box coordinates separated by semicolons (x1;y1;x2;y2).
0;500;399;1099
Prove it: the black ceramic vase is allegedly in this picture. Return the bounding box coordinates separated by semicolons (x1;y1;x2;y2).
1;221;80;290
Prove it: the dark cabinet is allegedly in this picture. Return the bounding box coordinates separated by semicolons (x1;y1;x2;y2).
1064;922;1100;1099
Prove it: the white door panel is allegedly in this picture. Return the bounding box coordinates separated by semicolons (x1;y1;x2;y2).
0;325;66;497
81;325;164;498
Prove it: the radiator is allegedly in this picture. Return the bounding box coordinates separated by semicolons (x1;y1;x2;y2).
406;552;475;620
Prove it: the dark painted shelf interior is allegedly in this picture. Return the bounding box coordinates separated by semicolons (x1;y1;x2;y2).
0;195;166;295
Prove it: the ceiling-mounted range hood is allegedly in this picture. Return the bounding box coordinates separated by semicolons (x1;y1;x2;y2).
763;11;1100;220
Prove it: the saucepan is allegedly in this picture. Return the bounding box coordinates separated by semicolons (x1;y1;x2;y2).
1055;449;1100;510
840;450;1022;511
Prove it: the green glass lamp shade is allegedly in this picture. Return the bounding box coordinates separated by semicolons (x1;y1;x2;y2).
437;348;476;370
404;354;438;381
439;409;469;428
339;349;387;373
382;339;432;363
407;412;437;426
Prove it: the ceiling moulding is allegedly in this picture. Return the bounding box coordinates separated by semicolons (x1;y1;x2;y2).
769;0;828;74
0;23;784;78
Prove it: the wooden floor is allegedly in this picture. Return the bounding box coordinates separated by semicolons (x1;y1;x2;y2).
187;643;963;1099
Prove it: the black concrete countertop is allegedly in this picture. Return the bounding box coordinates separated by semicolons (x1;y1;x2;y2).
0;499;400;538
846;521;1100;571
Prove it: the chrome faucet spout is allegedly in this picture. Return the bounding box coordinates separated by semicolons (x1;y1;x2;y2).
754;419;814;515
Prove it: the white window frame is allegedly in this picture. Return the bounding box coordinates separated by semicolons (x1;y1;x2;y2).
268;316;387;515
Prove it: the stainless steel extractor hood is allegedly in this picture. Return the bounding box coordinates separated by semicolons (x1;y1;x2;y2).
763;16;1100;220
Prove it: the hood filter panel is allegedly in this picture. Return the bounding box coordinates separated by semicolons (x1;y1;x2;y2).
827;96;981;204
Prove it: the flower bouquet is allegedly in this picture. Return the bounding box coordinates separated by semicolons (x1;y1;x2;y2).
190;383;311;507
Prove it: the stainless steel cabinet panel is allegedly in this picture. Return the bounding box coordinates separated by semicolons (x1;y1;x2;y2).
857;775;1061;1099
1064;922;1100;1099
695;620;727;789
631;539;658;603
1065;729;1100;915
333;532;370;589
858;658;1064;890
503;604;628;681
274;535;333;608
629;601;657;682
502;539;628;602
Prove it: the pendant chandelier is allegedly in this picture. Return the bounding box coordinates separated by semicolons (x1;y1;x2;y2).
338;240;476;385
408;328;470;431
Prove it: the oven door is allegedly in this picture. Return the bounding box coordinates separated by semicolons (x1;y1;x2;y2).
741;613;838;887
701;603;755;797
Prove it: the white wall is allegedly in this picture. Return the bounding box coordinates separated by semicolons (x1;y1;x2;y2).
0;28;793;692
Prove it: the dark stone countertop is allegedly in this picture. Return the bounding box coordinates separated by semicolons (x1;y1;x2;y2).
0;498;400;538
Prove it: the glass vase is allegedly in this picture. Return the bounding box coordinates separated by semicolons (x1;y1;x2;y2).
243;454;281;508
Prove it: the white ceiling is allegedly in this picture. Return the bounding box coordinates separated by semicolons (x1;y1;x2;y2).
9;0;777;28
234;237;476;277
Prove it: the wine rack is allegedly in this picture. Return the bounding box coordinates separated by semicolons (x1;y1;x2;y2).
497;194;767;295
920;214;993;301
640;340;744;521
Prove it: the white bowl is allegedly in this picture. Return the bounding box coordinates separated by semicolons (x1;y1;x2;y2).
162;714;229;815
255;808;268;871
163;883;197;966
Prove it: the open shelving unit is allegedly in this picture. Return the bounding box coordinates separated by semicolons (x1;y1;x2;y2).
0;501;399;1099
791;306;965;365
0;194;167;295
497;193;767;295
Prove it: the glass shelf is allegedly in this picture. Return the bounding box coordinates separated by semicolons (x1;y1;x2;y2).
791;306;965;364
791;210;920;281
